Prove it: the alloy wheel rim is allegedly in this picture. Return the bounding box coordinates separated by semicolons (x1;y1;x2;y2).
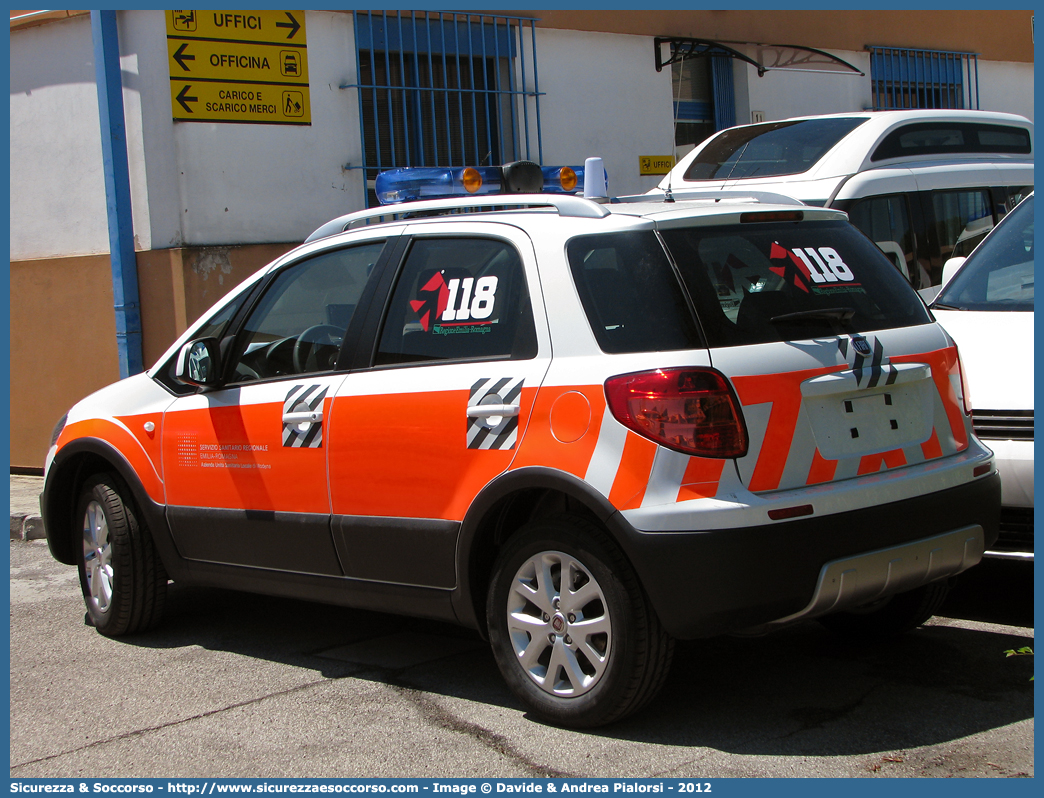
506;550;612;697
82;500;114;613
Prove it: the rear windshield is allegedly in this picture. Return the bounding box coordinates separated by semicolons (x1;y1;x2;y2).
568;221;931;351
682;117;867;181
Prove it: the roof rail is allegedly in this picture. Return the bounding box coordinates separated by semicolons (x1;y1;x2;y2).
305;194;610;243
625;189;806;206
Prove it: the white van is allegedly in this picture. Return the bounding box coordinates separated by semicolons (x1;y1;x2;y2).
653;110;1033;290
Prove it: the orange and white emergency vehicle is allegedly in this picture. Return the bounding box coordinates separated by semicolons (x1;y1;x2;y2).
43;160;1000;727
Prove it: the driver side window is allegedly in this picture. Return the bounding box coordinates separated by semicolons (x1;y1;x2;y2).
229;242;385;383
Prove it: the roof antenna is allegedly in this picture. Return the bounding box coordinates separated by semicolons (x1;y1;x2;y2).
664;43;683;204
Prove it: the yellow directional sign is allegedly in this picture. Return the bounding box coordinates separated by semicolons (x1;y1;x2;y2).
169;10;305;45
167;40;310;84
166;10;310;125
170;82;308;124
639;155;676;176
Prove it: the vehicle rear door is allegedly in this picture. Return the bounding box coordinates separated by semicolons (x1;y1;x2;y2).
657;216;969;496
327;223;552;588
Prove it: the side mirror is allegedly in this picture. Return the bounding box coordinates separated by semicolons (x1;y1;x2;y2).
940;257;966;289
174;338;221;388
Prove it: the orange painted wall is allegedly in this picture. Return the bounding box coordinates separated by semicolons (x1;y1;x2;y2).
13;10;1033;62
10;243;295;469
503;10;1034;64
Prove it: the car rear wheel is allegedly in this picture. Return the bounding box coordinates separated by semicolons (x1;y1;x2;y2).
486;514;673;728
818;580;951;638
77;473;167;637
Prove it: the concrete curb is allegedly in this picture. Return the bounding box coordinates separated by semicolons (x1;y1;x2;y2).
10;474;46;542
10;513;46;541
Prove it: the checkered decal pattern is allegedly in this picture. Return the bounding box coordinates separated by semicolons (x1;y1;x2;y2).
838;335;898;389
282;384;328;448
467;377;523;450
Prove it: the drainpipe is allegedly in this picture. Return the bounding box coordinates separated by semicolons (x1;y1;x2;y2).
90;9;143;377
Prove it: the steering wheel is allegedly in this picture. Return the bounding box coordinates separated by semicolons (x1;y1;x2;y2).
292;325;344;374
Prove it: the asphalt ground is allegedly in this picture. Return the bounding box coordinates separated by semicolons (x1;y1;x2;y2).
9;523;1034;779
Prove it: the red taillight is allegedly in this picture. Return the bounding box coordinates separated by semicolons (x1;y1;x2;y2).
604;367;748;458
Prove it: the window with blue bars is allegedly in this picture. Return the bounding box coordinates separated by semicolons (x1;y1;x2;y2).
349;11;544;207
869;47;979;111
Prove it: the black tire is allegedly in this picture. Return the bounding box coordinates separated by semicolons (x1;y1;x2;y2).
76;473;168;637
818;580;951;638
486;514;673;728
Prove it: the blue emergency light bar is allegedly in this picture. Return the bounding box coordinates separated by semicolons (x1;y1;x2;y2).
375;160;603;205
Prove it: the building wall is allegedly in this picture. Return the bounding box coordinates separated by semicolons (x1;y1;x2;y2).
977;62;1035;121
528;10;1034;65
10;14;110;259
9;254;120;467
535;28;674;196
171;10;364;245
10;243;295;468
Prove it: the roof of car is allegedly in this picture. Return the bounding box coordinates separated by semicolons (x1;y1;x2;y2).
304;190;849;244
661;109;1034;189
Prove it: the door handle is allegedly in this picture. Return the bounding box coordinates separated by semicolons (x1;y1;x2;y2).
283;409;323;425
466;404;519;418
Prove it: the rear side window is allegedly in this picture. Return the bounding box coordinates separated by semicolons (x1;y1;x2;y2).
682;117;867;181
871;122;1032;161
567;231;702;354
659;220;932;347
375;237;537;365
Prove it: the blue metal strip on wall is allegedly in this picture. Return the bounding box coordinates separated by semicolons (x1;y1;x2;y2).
710;55;735;131
673;100;713;122
90;10;143;378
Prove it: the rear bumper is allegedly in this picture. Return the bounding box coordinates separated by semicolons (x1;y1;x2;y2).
610;473;1001;639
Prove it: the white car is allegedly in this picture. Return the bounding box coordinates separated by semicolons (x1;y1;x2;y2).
652;110;1033;291
927;194;1034;560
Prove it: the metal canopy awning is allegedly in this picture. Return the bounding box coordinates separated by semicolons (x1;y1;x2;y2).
655;37;865;77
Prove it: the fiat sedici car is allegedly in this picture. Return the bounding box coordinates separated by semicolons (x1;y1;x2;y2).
44;160;999;728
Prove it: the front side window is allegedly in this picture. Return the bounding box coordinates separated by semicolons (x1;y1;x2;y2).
935;195;1034;312
659;220;931;347
934;189;994;260
375;237;537;365
228;242;386;382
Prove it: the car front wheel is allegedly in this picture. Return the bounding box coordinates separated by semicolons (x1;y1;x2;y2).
77;473;167;636
486;515;673;728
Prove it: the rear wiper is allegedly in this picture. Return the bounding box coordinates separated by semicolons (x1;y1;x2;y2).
769;307;855;335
